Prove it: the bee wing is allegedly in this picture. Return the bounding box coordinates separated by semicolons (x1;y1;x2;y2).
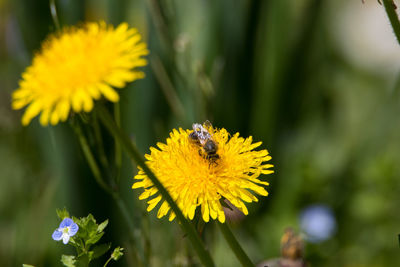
203;120;213;129
203;120;216;136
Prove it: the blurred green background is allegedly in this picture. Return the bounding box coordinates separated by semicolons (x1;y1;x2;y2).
1;0;400;266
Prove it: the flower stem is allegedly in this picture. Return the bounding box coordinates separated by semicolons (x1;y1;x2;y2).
71;122;111;194
93;113;110;169
97;105;215;267
71;120;144;266
114;102;122;184
103;256;112;267
217;222;255;267
383;0;400;45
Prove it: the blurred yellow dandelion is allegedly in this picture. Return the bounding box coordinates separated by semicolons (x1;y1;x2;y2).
133;122;274;223
12;21;149;126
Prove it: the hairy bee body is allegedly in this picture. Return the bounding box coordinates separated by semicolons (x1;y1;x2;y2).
202;139;220;163
189;121;220;165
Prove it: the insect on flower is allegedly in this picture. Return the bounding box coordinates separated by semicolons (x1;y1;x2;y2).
133;122;273;223
52;217;79;244
189;120;220;165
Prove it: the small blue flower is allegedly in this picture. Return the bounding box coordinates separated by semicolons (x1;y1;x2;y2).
52;218;79;244
299;204;336;243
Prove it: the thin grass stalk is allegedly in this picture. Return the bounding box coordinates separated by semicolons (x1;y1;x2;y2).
49;0;61;31
382;0;400;45
70;121;144;266
151;56;186;121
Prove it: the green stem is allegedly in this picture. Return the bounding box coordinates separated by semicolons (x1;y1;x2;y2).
151;56;186;121
49;0;61;31
103;256;112;267
146;0;173;50
111;104;151;264
112;193;144;267
93;112;110;169
71;121;144;266
71;122;111;194
114;102;122;184
217;222;255;267
383;0;400;45
97;105;215;267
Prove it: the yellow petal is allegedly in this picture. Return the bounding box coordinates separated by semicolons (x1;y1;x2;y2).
97;83;119;102
50;108;61;125
157;201;170;218
201;203;210;223
147;195;162;212
39;108;51;126
22;101;42;125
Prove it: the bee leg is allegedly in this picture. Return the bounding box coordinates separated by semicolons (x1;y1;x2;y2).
207;154;219;167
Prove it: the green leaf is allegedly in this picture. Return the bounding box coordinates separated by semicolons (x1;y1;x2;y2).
86;232;104;247
97;219;108;232
83;217;98;235
72;216;80;224
61;255;76;267
91;243;111;259
72;214;110;250
111;247;124;261
76;214;95;228
87;251;94;261
74;215;97;242
22;264;35;267
56;208;70;220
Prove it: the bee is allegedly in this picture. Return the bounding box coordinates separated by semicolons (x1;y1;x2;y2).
281;228;304;260
189;120;220;165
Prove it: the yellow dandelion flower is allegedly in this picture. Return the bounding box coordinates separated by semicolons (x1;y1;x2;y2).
133;122;274;223
12;21;149;126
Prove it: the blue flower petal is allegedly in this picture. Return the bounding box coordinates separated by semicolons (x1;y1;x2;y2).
62;234;70;244
59;218;73;228
52;229;63;241
69;222;79;236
